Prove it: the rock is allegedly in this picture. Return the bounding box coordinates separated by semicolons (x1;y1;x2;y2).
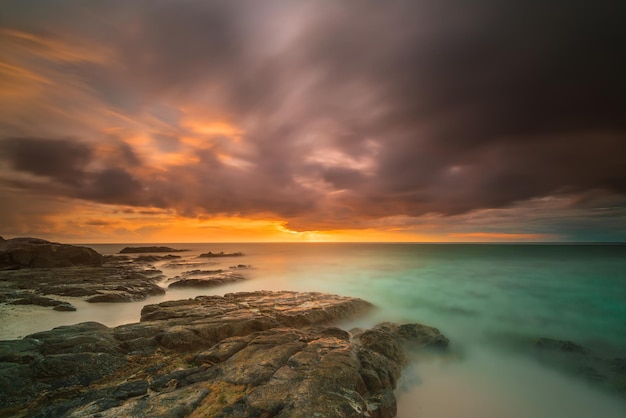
0;339;42;364
7;295;77;312
198;251;244;258
162;261;216;269
178;269;225;276
230;264;252;270
0;322;127;411
53;303;77;311
103;255;131;262
8;295;67;307
0;260;166;304
535;338;586;354
611;358;626;375
134;254;182;262
139;291;373;329
0;237;102;269
533;337;626;395
168;271;245;288
119;246;189;254
112;380;150;399
27;322;123;355
0;292;449;418
87;293;134;303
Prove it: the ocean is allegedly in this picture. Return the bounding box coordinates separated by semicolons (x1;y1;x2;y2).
2;243;626;417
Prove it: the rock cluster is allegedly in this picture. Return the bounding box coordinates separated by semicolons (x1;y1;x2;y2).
0;238;102;269
0;260;165;307
199;251;244;258
0;291;448;417
134;254;182;262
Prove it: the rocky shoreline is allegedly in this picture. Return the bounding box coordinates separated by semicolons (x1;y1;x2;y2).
0;237;451;417
0;261;166;306
0;291;449;417
2;237;623;416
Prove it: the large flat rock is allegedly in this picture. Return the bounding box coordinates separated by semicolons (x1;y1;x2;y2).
168;270;246;289
0;291;448;417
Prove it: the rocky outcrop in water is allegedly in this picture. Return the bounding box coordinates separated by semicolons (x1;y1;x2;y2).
168;270;246;288
0;291;448;417
230;264;252;270
119;246;189;254
0;259;165;307
7;294;76;311
0;238;102;269
134;254;182;262
198;251;244;258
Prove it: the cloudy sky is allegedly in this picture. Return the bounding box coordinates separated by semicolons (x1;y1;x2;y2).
1;0;625;242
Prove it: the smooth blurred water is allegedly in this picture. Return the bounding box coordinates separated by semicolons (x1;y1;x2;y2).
2;243;626;416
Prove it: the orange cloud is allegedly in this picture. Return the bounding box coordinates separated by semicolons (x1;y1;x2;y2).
182;119;243;139
1;29;111;64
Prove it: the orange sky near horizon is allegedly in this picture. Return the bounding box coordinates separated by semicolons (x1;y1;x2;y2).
0;196;557;244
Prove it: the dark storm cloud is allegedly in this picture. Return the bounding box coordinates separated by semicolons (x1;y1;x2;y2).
1;0;626;238
78;168;144;204
1;138;92;186
278;0;626;219
0;137;144;204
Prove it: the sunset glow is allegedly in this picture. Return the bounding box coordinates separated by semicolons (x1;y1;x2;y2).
1;1;625;243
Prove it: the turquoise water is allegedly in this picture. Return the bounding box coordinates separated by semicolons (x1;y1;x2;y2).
3;243;626;416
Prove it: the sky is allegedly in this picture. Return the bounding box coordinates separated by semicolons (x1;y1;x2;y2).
0;0;625;243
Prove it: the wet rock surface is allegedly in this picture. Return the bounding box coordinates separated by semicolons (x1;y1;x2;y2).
162;260;218;269
168;270;246;288
0;238;102;269
7;295;76;312
0;291;448;417
0;259;165;307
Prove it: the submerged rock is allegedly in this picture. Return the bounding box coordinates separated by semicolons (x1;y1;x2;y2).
162;260;218;269
0;237;102;269
0;291;448;417
533;337;626;395
535;337;586;354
